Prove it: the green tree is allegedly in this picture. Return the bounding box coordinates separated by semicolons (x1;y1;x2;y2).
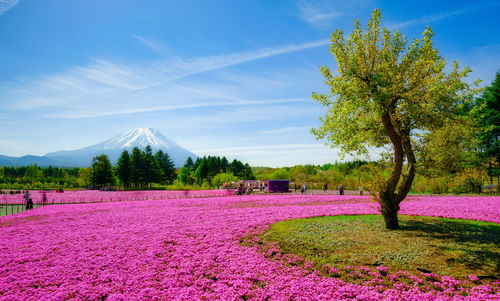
143;145;156;187
194;158;208;185
417;120;480;178
77;168;93;187
91;154;114;188
220;157;229;172
472;71;500;184
269;168;291;180
43;165;54;178
193;157;201;171
229;159;245;178
178;166;193;185
116;150;132;188
242;163;255;180
130;147;144;187
24;164;42;183
184;157;194;170
211;172;239;188
207;156;220;178
156;150;176;184
312;9;477;229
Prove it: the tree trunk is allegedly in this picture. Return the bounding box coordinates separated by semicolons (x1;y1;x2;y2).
380;112;404;229
380;193;400;229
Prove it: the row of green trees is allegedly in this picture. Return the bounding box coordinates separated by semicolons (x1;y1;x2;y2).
0;165;88;189
177;156;254;186
90;146;176;188
88;149;255;189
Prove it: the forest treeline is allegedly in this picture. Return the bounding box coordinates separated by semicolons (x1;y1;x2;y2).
0;156;494;194
84;146;254;189
0;148;254;191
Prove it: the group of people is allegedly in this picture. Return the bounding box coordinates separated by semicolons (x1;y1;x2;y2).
236;184;253;195
292;184;309;194
293;183;363;195
22;190;48;210
87;185;118;191
0;190;24;194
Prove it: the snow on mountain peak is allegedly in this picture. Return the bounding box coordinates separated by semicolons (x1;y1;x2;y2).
102;128;172;150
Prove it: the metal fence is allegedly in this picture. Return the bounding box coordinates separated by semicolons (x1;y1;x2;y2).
0;189;237;217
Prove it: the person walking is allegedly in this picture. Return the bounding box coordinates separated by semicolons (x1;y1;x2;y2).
26;198;33;210
302;183;307;195
24;190;30;204
339;184;344;195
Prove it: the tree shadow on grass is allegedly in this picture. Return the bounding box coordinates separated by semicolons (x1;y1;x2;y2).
399;217;500;277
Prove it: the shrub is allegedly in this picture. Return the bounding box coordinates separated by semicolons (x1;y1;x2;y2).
428;177;448;194
450;169;484;194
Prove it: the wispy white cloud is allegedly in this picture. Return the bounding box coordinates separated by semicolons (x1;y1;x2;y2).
177;103;319;128
2;39;326;118
298;3;342;27
389;2;500;29
46;103;215;119
133;35;169;54
129;38;329;92
0;0;19;15
297;0;372;29
45;97;308;119
262;125;312;134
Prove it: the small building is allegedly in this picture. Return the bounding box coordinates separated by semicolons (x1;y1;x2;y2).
267;180;290;193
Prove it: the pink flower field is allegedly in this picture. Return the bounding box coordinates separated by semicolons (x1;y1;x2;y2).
0;195;498;300
1;190;234;205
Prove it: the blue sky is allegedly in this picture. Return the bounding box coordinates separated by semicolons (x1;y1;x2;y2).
1;0;499;167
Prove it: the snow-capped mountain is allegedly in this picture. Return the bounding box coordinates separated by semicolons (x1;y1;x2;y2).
46;128;197;167
101;128;172;150
1;128;198;168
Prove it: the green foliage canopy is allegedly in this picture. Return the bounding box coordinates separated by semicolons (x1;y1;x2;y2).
116;150;131;187
91;154;114;188
312;9;477;157
155;150;176;184
211;172;239;188
471;71;500;181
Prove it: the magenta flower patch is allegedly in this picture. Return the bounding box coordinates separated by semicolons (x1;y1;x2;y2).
0;194;498;300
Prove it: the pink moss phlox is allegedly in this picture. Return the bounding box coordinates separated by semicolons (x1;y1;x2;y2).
0;194;498;299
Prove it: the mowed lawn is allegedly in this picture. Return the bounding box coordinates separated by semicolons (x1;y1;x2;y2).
0;195;498;300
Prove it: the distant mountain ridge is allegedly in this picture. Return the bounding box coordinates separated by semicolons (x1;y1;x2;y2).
0;128;198;168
